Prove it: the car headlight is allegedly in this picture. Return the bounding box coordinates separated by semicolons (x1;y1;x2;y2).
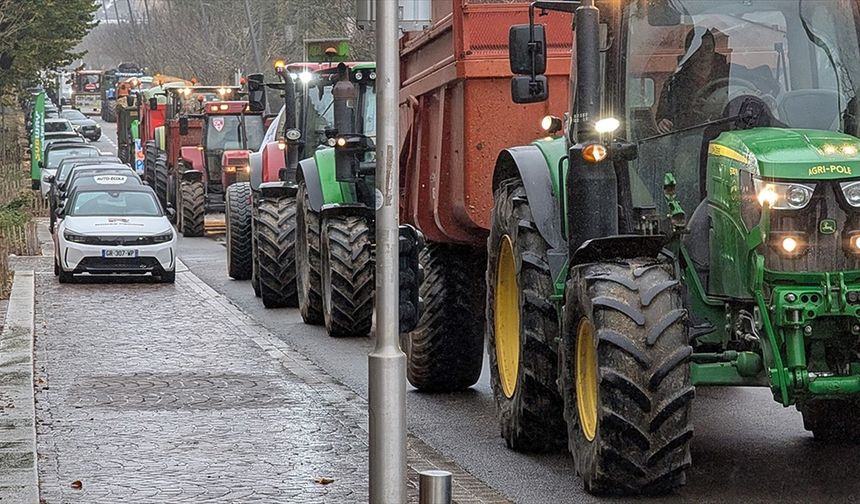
840;181;860;207
150;232;174;244
753;178;814;209
63;230;88;243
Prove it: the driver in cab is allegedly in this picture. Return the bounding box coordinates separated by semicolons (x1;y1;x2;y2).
656;28;730;133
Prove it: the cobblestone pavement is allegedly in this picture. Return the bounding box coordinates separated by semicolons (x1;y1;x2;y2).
29;257;507;504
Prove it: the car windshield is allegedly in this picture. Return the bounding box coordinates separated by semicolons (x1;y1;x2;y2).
46;147;100;169
205;114;265;151
67;167;132;185
69;191;160;217
45;120;73;133
57;159;102;181
625;0;860;213
61;110;87;121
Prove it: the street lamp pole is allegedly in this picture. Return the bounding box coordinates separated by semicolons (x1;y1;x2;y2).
368;0;406;502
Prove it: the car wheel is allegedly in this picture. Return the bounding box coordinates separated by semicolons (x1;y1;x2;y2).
58;269;74;284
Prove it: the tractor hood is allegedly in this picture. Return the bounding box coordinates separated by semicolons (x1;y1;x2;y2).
221;149;250;166
712;128;860;180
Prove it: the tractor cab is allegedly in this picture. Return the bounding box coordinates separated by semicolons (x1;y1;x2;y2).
200;100;265;192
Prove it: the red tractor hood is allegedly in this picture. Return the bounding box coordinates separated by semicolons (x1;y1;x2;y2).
221;149;251;166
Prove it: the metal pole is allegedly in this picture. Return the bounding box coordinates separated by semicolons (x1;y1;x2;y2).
369;0;406;502
243;0;263;73
419;470;453;504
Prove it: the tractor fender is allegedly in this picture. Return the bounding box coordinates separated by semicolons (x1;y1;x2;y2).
261;141;287;184
180;169;203;184
259;181;296;200
492;146;565;251
320;202;374;220
179;146;204;172
570;235;670;267
298;158;324;213
249;149;263;192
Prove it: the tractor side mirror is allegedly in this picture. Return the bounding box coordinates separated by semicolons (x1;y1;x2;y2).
246;73;266;112
179;116;189;136
509;24;548;103
149;97;158;110
511;75;548;104
509;24;546;75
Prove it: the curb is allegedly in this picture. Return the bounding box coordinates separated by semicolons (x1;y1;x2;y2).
0;270;38;503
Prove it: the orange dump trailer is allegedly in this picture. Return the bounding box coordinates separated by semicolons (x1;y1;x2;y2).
399;0;573;246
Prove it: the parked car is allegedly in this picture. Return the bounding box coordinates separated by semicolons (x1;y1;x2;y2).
40;143;102;199
60;109;101;141
44;132;85;144
44;118;74;134
55;184;176;283
50;159;133;232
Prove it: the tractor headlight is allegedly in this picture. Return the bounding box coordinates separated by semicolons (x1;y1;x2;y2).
753;178;814;209
841;181;860;207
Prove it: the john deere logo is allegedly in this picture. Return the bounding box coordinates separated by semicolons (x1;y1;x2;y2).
820;219;837;234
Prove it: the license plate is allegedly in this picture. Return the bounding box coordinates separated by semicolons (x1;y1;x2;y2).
101;249;138;258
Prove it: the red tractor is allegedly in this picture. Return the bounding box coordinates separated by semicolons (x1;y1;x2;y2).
143;85;265;236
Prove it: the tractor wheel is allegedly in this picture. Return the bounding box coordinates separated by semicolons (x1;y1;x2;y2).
251;205;261;298
320;214;374;337
225;182;252;280
256;197;297;308
484;179;566;450
180;180;205;237
296;180;323;325
800;399;860;442
562;259;693;495
402;243;485;392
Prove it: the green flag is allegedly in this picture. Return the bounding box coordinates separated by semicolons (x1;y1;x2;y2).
30;91;45;189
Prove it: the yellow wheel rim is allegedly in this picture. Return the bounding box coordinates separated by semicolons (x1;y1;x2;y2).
576;318;598;441
494;235;520;399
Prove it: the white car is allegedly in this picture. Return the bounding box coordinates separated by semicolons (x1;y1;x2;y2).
55;183;176;283
40;143;101;199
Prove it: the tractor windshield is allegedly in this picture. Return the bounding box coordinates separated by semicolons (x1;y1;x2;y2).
360;83;377;139
625;0;860;213
205;115;265;151
305;83;335;148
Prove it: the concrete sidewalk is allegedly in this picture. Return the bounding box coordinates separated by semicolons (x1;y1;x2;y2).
0;250;506;503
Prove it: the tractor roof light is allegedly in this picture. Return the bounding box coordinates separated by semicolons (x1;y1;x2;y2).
594;117;621;134
274;60;286;73
582;143;608;163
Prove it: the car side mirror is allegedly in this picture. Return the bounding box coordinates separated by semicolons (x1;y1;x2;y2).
149;97;158;110
509;24;546;75
55;205;63;218
166;203;176;218
179;116;189;136
38;160;44;169
46;174;55;183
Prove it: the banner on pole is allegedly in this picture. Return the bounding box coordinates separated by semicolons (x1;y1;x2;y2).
30;91;45;187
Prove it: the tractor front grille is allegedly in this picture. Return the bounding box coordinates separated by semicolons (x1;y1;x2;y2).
764;182;860;273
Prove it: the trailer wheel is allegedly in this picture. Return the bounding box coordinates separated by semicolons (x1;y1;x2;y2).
180;180;205;237
296;180;323;324
483;179;566;450
562;260;693;495
225;182;252;280
256;197;297;308
320;214;374;337
401;242;485;392
800;399;860;441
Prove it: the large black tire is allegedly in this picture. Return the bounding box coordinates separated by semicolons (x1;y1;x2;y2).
296;180;323;325
485;179;566;450
256;197;297;308
226;182;252;280
58;268;74;284
562;259;693;495
800;399;860;441
320;215;374;337
402;242;485;392
251;203;261;298
160;269;176;284
180;180;205;237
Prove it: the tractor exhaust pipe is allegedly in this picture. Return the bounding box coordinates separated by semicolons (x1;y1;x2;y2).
333;64;358;182
567;0;618;252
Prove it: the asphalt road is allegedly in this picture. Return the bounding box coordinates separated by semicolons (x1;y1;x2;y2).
93;116;860;504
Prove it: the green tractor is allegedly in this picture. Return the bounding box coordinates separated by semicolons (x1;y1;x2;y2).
295;63;379;337
489;0;860;495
